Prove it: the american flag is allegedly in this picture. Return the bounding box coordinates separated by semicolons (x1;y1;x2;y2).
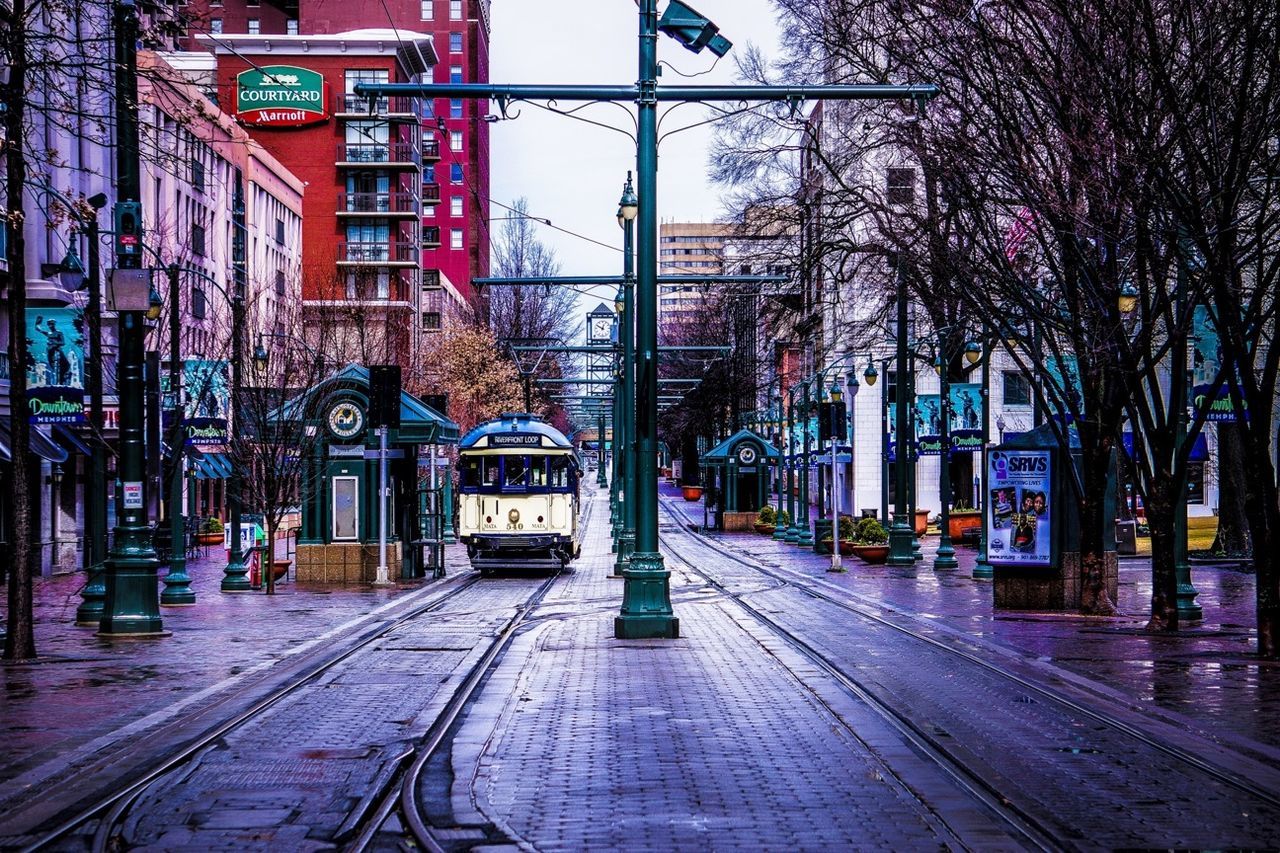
1004;207;1036;262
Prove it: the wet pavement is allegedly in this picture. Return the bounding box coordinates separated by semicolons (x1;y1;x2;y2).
1;487;1277;850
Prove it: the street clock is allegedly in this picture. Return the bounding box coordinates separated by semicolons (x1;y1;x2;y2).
736;444;759;466
586;302;615;344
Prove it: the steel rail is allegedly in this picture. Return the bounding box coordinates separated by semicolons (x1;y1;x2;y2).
657;495;1280;814
19;575;486;853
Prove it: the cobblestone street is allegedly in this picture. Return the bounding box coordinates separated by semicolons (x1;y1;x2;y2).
2;484;1278;851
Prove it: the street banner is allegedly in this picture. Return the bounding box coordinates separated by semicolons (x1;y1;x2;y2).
915;394;943;455
986;449;1053;567
948;383;983;453
1192;305;1247;421
1044;353;1082;414
888;403;898;462
26;307;86;424
183;359;230;447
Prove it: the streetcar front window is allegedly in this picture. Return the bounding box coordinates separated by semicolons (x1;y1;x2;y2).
550;456;571;489
503;456;527;489
528;457;547;488
482;456;501;487
460;458;482;488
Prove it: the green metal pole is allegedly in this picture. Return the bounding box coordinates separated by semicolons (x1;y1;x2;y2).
785;390;799;542
1173;237;1202;620
888;260;915;566
615;205;636;572
880;358;890;526
100;0;163;636
442;457;456;544
773;386;787;540
797;380;815;546
597;409;608;487
77;213;107;625
610;378;621;550
161;264;195;603
935;332;958;569
616;0;678;639
221;174;251;592
974;330;994;578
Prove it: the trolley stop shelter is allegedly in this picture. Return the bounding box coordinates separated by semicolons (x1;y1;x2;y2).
270;364;459;583
702;429;780;531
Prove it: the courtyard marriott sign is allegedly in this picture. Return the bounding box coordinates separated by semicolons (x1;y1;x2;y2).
235;65;329;127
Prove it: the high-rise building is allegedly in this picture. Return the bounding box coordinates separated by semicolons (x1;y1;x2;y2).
185;0;491;386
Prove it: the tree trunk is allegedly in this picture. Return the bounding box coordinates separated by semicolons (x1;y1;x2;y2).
1210;422;1251;556
265;519;277;595
1078;444;1118;616
1240;428;1280;658
3;0;37;660
1144;484;1179;631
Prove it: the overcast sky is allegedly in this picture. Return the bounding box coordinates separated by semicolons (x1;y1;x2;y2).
487;0;783;313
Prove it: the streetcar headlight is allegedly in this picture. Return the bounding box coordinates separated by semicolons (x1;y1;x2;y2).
508;508;520;524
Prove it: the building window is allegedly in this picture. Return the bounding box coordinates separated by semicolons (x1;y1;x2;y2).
420;0;433;20
286;19;299;34
886;168;915;205
192;286;207;319
275;269;286;296
1003;370;1031;406
423;165;435;183
424;204;435;217
450;32;463;52
210;18;223;33
191;223;206;256
422;311;441;330
450;163;463;183
247;18;260;34
450;0;462;19
450;196;463;216
450;98;463;118
449;65;462;83
191;158;205;192
450;130;462;151
246;0;259;6
450;228;463;249
275;218;285;244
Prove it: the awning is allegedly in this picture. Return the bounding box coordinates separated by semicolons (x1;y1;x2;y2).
53;424;94;456
1123;431;1208;462
0;420;68;464
192;451;233;479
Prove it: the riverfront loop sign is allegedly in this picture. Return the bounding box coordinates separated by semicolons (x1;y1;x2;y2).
235;65;330;127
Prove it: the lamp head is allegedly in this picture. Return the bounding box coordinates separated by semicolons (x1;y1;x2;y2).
253;341;269;372
828;380;842;404
88;192;108;210
1118;282;1138;314
146;283;164;320
618;172;638;222
863;360;878;386
58;240;86;291
964;340;981;365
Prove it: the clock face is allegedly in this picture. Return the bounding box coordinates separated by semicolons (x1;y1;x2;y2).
736;444;758;465
327;401;364;439
590;317;613;341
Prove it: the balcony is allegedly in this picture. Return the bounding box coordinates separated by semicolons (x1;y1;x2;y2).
421;227;441;248
336;192;419;218
336;241;420;267
343;273;415;306
421;183;440;204
421;138;440;161
336;142;421;170
334;93;421;121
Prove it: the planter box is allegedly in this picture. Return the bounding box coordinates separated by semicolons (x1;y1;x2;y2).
753;522;777;535
851;544;890;564
947;513;982;542
197;532;223;546
271;559;291;581
681;486;704;501
913;509;930;536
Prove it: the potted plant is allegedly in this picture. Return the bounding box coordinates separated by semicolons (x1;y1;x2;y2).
681;482;704;501
947;499;982;542
754;505;778;535
913;508;930;536
819;515;858;555
850;517;890;564
197;516;224;546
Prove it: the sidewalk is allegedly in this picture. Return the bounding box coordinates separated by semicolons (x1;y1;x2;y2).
658;482;1280;753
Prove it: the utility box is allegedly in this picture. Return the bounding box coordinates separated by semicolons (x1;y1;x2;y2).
1115;520;1137;555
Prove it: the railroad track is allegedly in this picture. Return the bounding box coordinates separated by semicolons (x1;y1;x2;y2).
655;494;1280;850
15;573;498;853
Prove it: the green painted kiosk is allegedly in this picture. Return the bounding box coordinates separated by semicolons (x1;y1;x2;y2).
702;429;780;531
274;365;459;583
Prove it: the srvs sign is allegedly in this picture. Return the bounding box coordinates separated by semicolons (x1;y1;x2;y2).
235;65;329;127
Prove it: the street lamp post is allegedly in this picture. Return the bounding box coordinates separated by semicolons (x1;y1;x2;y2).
160;263;195;604
614;175;638;575
934;332;959;570
785;387;800;543
973;332;995;579
887;259;915;567
222;175;252;593
100;0;163;636
827;380;844;571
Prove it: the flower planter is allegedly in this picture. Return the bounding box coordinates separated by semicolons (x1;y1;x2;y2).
753;522;776;535
851;544;890;564
271;559;291;581
913;509;930;536
947;513;982;542
197;532;223;546
818;538;857;556
681;486;704;501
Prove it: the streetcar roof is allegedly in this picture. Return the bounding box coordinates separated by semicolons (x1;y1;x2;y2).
459;413;573;450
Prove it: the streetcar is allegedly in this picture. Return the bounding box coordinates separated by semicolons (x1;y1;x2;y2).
456;413;583;572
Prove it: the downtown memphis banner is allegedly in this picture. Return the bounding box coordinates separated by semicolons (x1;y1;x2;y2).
1192;305;1247;421
26;307;86;424
986;449;1053;567
168;360;230;447
914;384;983;455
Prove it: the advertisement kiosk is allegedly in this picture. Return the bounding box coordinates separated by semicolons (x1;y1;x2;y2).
986;424;1117;610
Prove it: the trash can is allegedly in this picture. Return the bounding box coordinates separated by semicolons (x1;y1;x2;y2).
813;519;833;554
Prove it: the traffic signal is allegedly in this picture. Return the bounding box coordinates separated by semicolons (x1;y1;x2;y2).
369;365;401;429
113;202;142;262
